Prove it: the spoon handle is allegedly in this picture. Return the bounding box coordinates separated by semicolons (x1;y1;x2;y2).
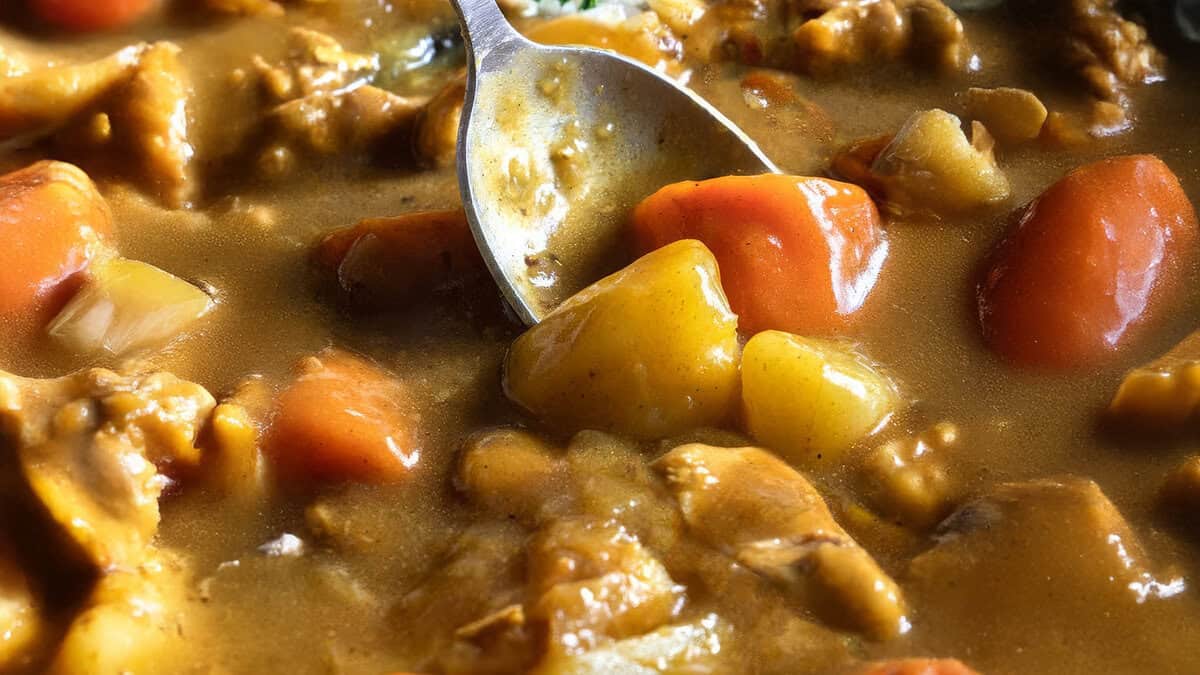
448;0;526;64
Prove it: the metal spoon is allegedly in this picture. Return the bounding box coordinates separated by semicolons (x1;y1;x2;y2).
448;0;778;325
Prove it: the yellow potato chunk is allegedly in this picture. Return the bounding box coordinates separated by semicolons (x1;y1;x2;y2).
504;240;740;439
1109;329;1200;431
965;87;1048;145
871;108;1010;214
48;257;214;356
741;331;897;465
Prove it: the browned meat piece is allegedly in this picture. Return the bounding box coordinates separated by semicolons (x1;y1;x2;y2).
792;0;971;75
109;43;195;209
254;28;379;102
0;544;43;671
0;368;215;571
655;443;908;640
1056;0;1165;103
391;523;537;674
0;45;145;143
527;518;684;658
261;85;426;164
909;478;1191;671
1161;455;1200;528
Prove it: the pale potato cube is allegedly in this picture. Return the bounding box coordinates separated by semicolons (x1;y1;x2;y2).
504;240;740;439
965;87;1048;144
741;331;897;465
0;552;41;670
1109;329;1200;430
871;108;1010;214
48;257;214;356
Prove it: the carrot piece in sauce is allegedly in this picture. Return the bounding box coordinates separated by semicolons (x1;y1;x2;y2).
265;349;422;484
631;174;888;335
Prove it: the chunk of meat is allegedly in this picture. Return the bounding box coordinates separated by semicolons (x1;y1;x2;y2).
265;349;422;485
528;518;684;657
261;85;426;164
313;209;485;310
1108;329;1200;430
792;0;971;75
964;87;1048;145
860;422;960;529
254;29;379;102
1161;456;1200;528
868;109;1010;215
110;42;195;209
0;546;42;671
655;444;908;639
391;523;535;673
537;614;727;675
1;368;216;571
0;44;144;142
48;552;195;675
413;74;465;169
0;161;111;330
909;478;1191;671
1049;0;1165;103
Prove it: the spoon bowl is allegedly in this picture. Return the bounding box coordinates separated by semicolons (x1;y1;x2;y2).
449;0;778;324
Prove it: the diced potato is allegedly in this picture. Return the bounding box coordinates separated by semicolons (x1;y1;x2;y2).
504;240;740;440
1109;330;1200;430
741;331;897;465
1161;455;1200;525
0;550;42;670
47;257;214;356
535;614;726;675
414;75;466;168
48;553;193;675
870;109;1010;214
964;87;1048;145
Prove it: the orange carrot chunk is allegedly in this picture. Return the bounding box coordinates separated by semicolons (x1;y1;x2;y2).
313;209;485;309
31;0;156;32
265;349;422;484
631;174;888;335
853;658;979;675
978;155;1198;368
0;160;111;328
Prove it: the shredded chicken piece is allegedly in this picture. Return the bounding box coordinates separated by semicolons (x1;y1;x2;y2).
861;422;961;529
111;43;196;209
0;45;145;142
528;518;685;657
1055;0;1165;103
254;28;379;101
655;444;908;640
0;368;215;571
